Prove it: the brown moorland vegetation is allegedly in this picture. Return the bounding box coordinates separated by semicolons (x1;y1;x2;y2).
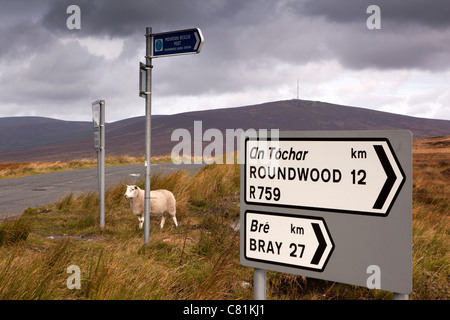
0;136;448;299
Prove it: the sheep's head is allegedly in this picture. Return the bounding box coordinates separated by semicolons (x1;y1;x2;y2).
124;185;140;199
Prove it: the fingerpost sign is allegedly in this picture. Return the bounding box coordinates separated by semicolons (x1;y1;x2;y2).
152;28;203;58
140;27;203;245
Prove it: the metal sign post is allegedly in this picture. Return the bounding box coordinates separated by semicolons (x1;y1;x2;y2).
140;27;203;245
92;100;105;229
254;268;267;300
143;27;153;245
241;130;412;299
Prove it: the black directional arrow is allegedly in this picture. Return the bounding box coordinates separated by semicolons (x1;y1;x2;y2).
373;145;397;210
311;223;327;265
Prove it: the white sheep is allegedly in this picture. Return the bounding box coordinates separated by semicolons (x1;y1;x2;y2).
124;185;178;229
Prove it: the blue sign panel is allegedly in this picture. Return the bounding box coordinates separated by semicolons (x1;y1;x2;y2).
152;28;203;58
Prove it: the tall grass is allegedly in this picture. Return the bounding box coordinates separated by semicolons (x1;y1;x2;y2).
0;218;31;247
0;240;77;299
410;136;449;300
0;163;248;300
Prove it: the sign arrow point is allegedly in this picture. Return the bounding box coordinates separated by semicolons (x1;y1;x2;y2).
311;223;327;265
373;144;399;210
194;31;200;50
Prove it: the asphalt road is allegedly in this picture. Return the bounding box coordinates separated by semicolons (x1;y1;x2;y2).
0;163;205;220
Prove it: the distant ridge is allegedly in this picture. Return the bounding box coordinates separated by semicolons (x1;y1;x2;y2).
0;117;91;153
1;99;449;162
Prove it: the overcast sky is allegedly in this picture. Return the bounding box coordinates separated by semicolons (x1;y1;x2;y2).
1;0;450;122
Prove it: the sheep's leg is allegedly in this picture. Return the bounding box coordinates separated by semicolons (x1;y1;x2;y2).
160;216;166;229
139;217;144;229
172;216;178;228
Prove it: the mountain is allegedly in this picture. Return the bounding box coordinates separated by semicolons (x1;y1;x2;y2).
0;117;92;152
1;99;449;162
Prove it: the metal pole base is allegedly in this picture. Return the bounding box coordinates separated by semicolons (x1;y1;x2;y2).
254;268;267;300
393;293;409;300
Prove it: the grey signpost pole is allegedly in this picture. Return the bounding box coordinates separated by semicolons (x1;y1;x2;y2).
254;268;267;300
144;27;153;245
99;100;105;229
92;100;105;229
393;293;409;300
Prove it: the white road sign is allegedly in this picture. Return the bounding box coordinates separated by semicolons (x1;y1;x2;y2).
241;131;412;295
245;211;334;271
245;138;405;216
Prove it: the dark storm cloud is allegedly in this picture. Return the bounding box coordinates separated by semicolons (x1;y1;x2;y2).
39;0;293;98
41;0;258;37
30;0;450;73
0;20;53;62
1;0;450;121
0;1;107;115
330;26;450;70
301;0;450;29
0;36;104;104
282;0;450;71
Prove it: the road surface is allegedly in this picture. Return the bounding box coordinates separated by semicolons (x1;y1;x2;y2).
0;163;205;219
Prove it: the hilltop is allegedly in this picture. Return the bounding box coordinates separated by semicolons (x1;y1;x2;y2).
1;99;449;162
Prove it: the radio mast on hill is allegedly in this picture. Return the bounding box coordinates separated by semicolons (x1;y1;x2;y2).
296;79;299;99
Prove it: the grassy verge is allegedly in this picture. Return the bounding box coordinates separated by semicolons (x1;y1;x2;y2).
0;155;173;179
0;137;448;299
410;136;449;300
0;164;248;300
